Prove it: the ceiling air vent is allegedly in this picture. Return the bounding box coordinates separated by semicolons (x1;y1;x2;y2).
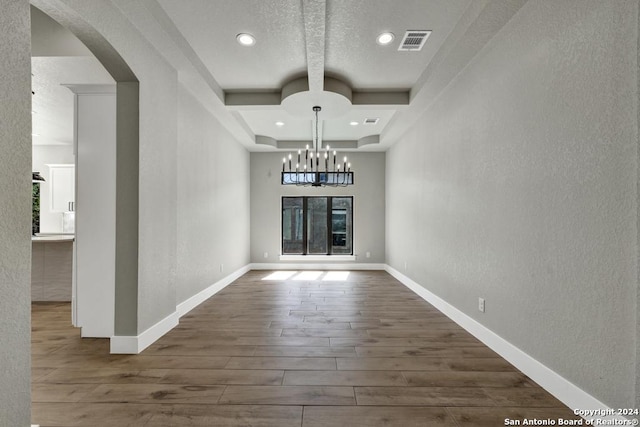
398;30;431;51
364;118;379;125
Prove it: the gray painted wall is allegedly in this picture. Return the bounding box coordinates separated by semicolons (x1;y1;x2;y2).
0;1;31;425
386;0;637;408
176;86;250;303
250;152;385;264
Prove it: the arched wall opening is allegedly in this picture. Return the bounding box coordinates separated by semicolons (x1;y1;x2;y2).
31;1;140;338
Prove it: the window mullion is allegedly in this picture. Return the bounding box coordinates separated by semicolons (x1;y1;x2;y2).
327;196;332;255
302;196;308;255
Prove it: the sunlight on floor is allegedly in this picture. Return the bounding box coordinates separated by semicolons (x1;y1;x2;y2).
292;271;323;281
322;271;350;281
261;271;352;281
261;271;297;281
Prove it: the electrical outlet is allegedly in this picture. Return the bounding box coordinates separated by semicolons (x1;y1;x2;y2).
404;261;408;271
263;252;268;259
478;297;485;313
220;264;224;273
366;251;371;258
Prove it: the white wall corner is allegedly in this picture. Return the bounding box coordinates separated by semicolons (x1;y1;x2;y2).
384;264;628;424
110;311;179;354
110;264;252;354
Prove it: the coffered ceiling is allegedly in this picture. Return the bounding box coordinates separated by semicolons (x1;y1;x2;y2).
151;0;472;151
32;0;510;152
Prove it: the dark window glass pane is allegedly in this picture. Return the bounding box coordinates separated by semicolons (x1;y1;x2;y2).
282;197;303;254
331;197;352;254
282;196;352;256
307;197;327;254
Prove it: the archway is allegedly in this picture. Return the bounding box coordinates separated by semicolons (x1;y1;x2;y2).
31;0;140;339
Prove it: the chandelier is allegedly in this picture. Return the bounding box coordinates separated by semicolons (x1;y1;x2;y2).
281;106;354;187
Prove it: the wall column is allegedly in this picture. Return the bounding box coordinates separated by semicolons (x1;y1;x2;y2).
65;84;117;338
0;0;32;424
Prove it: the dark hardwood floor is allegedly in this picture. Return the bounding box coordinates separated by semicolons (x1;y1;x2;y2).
31;270;580;426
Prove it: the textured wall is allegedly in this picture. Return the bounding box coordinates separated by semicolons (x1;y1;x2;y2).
250;151;385;264
0;1;31;425
386;0;637;408
176;86;250;304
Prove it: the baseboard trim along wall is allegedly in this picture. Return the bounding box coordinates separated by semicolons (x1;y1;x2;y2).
250;262;386;270
110;311;179;354
110;264;251;354
176;264;252;316
384;265;626;424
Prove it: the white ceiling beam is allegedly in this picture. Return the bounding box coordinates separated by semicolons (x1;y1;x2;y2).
302;0;326;93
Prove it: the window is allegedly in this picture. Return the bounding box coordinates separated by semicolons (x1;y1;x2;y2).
282;196;353;255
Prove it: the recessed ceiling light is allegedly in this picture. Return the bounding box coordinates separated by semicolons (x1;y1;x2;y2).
275;121;285;127
376;32;395;46
349;121;359;126
236;33;256;46
32;133;39;136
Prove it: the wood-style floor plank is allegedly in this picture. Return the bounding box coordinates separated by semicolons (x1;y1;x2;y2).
79;383;226;404
354;386;496;406
402;371;536;388
159;368;285;385
219;385;356;405
225;356;337;370
147;405;303;427
302;406;458;427
283;370;407;386
336;356;517;372
31;270;579;426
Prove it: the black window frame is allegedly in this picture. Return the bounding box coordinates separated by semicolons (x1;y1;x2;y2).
281;196;353;256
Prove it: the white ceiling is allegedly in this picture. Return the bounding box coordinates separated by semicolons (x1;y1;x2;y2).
31;0;475;151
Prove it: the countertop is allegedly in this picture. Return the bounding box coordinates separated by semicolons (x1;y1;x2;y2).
32;234;75;242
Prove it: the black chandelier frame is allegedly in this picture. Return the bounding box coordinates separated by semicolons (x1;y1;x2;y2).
281;106;354;187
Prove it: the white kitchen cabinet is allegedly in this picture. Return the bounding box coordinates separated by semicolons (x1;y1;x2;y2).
48;164;75;213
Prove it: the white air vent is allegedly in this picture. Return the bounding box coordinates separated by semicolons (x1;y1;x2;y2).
398;30;431;51
364;118;379;125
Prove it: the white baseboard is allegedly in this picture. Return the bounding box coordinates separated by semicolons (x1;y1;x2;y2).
385;265;626;424
250;262;385;270
177;264;251;316
110;264;251;354
110;311;179;354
